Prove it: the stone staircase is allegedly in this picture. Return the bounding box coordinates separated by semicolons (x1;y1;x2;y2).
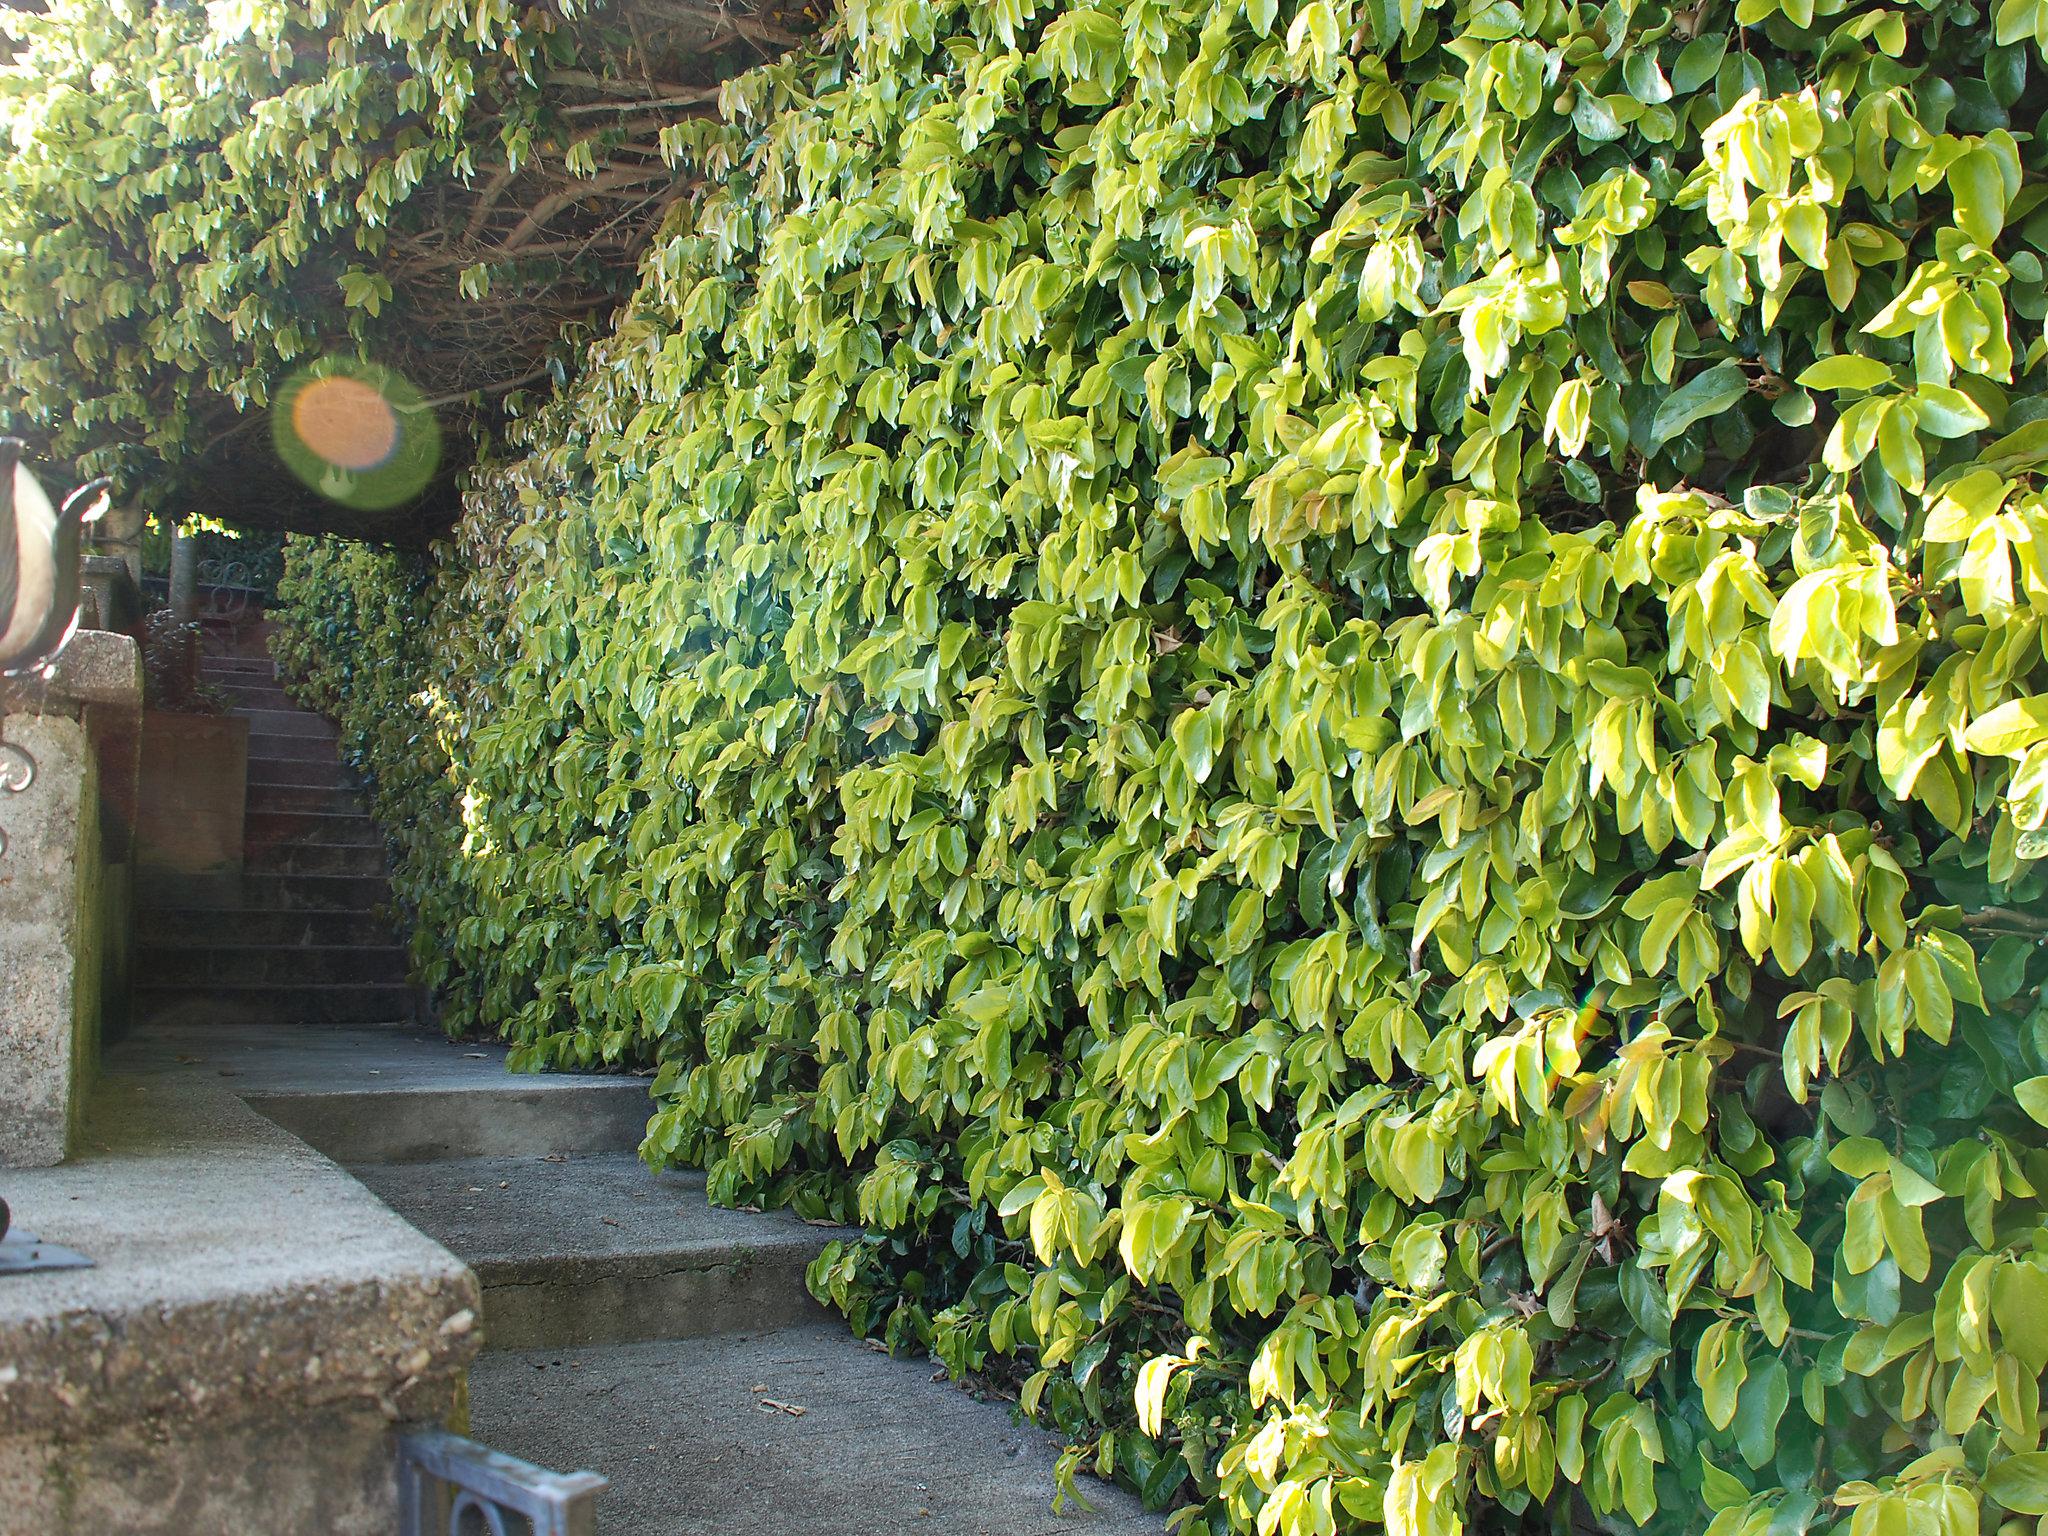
102;637;1165;1534
304;1062;1162;1536
134;650;421;1030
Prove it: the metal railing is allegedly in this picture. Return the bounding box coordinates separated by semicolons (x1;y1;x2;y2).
397;1430;607;1536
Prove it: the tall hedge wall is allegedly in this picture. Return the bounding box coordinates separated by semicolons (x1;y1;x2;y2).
274;0;2048;1528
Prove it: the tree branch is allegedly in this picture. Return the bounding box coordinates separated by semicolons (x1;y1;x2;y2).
500;167;677;251
462;162;521;238
561;87;722;113
420;365;553;408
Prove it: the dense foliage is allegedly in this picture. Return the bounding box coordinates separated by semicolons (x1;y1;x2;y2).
0;0;775;536
268;0;2048;1529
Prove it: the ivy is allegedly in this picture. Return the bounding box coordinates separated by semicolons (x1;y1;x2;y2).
263;0;2048;1529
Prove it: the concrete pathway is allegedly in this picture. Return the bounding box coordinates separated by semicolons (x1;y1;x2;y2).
120;1021;1163;1534
472;1327;1142;1536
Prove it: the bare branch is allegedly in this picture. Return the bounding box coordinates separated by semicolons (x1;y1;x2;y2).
543;68;701;95
420;366;553;408
501;167;678;250
561;87;722;113
462;163;521;238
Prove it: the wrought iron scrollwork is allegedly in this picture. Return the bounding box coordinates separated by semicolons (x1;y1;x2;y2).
197;554;253;628
396;1429;606;1536
0;728;34;859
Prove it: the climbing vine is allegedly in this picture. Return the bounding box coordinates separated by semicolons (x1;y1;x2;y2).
267;0;2048;1529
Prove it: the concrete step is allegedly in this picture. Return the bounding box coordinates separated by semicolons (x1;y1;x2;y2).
248;732;338;764
223;690;297;716
237;872;393;910
199;656;276;677
347;1154;832;1351
2;1032;479;1536
116;1020;658;1162
250;759;351;788
466;1326;1162;1536
219;680;291;705
237;708;336;739
247;782;365;816
137;907;397;946
135;981;420;1027
138;944;412;987
245;809;382;847
247;841;387;877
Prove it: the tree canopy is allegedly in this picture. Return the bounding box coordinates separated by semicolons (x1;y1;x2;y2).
0;0;798;540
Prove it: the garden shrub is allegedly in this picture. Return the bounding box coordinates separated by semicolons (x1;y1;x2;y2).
270;0;2048;1530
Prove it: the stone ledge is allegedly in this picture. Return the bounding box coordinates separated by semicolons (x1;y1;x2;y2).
0;1065;480;1446
0;629;141;718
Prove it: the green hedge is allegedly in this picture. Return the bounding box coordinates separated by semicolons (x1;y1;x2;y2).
276;0;2048;1529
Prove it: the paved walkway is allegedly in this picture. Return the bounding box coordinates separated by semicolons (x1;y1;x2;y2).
105;1021;1164;1534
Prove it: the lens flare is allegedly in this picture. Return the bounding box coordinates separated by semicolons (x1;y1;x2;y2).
290;375;400;472
272;361;440;510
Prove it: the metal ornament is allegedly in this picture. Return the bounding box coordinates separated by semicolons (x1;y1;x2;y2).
0;441;112;857
0;729;29;860
0;440;111;678
397;1430;606;1536
0;1197;95;1276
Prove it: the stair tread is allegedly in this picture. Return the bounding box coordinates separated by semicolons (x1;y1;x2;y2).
137;942;407;955
245;810;377;825
138;921;393;941
345;1153;827;1271
248;848;386;864
236;710;334;730
246;830;379;841
247;745;341;763
138;906;387;918
240;870;385;881
137;980;416;992
247;773;351;788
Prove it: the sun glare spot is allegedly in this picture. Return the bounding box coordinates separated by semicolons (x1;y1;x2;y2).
291;375;401;472
272;360;440;510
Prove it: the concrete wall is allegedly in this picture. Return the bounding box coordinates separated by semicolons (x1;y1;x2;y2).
0;713;96;1167
0;632;142;1168
0;1401;464;1536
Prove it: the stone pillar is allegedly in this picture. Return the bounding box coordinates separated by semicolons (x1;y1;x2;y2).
78;555;143;637
167;524;197;625
0;631;143;1167
98;500;148;589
